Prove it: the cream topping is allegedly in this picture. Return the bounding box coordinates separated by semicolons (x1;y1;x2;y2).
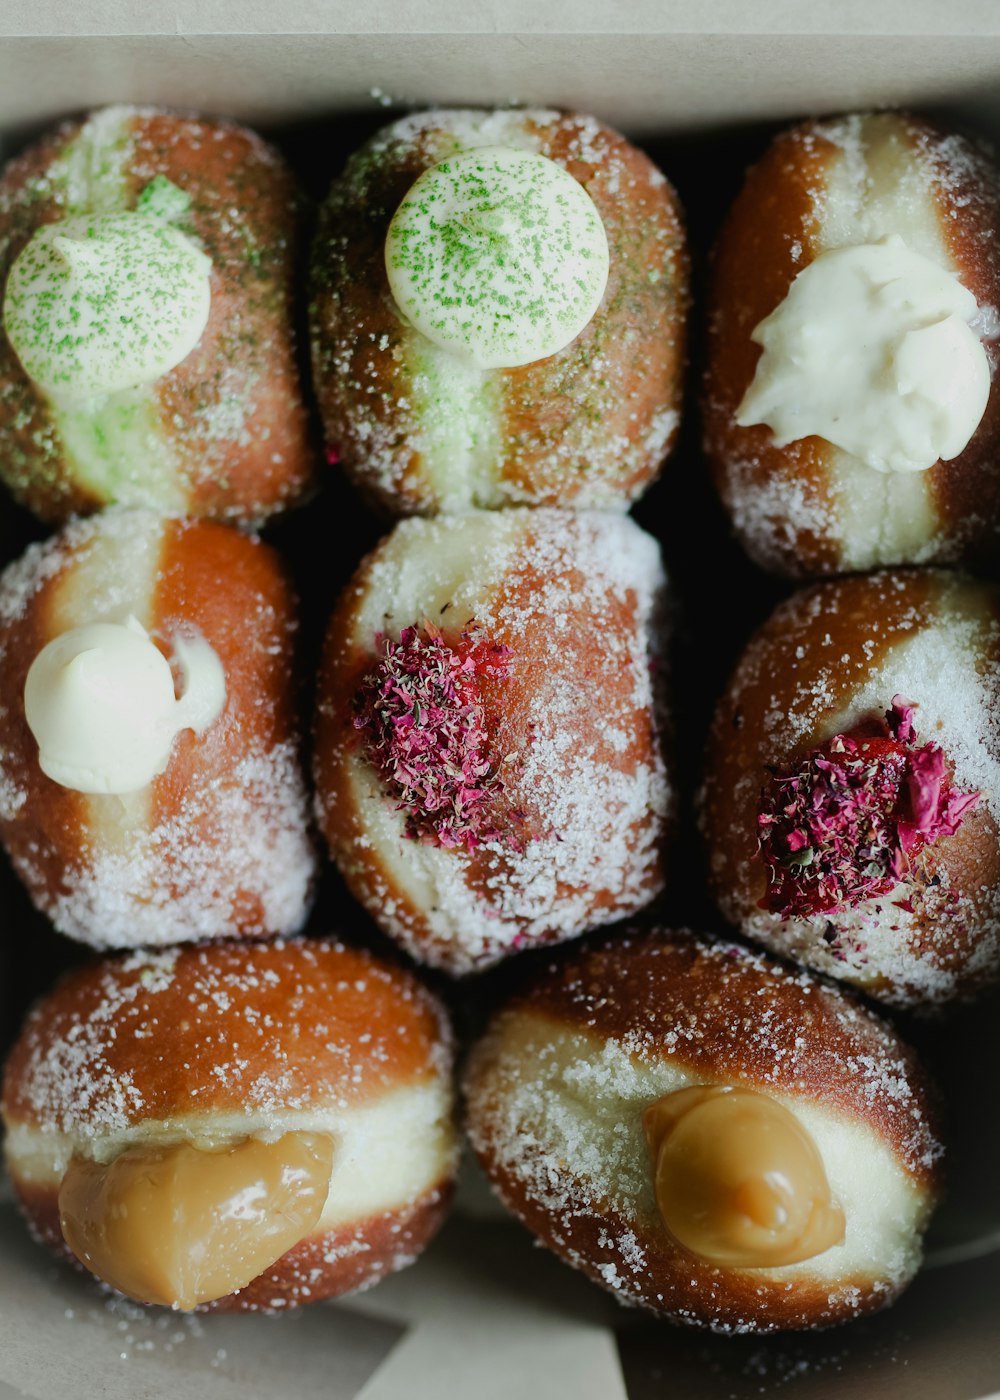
736;235;991;474
3;210;211;403
384;145;609;370
24;615;225;795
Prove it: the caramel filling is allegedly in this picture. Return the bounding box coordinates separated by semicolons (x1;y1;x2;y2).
643;1085;845;1268
58;1132;334;1310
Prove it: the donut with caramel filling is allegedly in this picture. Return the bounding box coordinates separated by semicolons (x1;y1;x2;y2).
0;105;313;525
0;508;315;949
309;108;688;515
1;938;457;1312
464;927;942;1333
703;112;1000;576
313;508;673;974
699;569;1000;1006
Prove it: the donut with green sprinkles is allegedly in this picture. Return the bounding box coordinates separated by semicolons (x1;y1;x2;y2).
310;107;689;515
0;105;313;525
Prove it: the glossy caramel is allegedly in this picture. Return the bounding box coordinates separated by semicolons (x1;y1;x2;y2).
59;1131;334;1309
643;1085;845;1268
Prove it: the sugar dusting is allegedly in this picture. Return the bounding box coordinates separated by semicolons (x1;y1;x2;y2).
702;571;1000;1004
0;512;316;949
0;105;309;524
323;510;672;973
40;742;315;949
6;938;454;1137
706;112;1000;574
310;107;687;513
465;929;941;1334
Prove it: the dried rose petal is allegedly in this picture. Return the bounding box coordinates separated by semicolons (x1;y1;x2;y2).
757;698;978;918
353;622;515;851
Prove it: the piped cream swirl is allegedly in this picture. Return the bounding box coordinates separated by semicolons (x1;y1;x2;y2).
4;210;211;404
737;235;991;474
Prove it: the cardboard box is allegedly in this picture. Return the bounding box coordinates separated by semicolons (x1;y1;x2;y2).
1;6;1000;1397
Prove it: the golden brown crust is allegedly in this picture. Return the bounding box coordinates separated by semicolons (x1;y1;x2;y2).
132;112;314;523
699;570;1000;1005
309;108;688;513
703;112;1000;576
0;512;315;948
465;927;942;1333
0;107;313;525
703;119;838;576
2;938;451;1130
147;518;301;927
504;930;940;1179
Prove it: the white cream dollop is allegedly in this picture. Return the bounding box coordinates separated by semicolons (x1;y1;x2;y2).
24;616;226;795
736;235;992;474
385;145;609;370
3;211;212;404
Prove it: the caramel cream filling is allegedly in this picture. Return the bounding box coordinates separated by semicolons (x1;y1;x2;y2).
644;1085;846;1268
58;1132;334;1310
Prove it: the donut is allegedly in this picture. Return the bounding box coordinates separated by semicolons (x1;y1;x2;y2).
0;508;316;949
0;105;313;525
309;108;688;515
703;111;1000;577
1;937;457;1312
699;569;1000;1007
313;508;672;974
465;927;942;1334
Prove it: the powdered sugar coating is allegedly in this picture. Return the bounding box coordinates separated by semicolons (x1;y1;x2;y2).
465;928;941;1334
3;939;453;1138
315;509;673;974
0;509;316;949
700;569;1000;1005
704;111;1000;577
310;107;687;514
2;939;458;1312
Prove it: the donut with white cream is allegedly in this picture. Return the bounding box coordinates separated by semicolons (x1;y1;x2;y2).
0;105;313;525
0;509;316;949
703;112;1000;575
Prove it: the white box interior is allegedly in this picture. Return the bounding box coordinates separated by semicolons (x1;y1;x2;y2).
1;6;999;1398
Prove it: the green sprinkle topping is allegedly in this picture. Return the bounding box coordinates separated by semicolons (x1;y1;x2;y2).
4;210;212;403
384;145;609;370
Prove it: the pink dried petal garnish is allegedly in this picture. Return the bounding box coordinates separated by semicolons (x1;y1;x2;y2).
757;697;978;919
887;693;918;745
353;622;516;851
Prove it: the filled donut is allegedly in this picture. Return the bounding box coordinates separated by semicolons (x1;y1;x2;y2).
0;105;313;525
309;107;688;515
2;937;457;1312
703;111;1000;576
465;927;942;1334
700;569;1000;1007
0;508;316;949
313;508;673;974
